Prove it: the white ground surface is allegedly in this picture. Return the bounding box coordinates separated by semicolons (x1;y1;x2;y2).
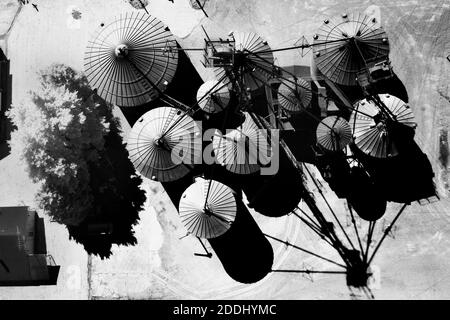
0;0;449;299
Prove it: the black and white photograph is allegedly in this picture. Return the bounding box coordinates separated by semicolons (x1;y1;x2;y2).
0;0;449;309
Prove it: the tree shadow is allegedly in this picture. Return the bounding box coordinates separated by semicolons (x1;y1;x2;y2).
45;66;147;259
67;122;146;259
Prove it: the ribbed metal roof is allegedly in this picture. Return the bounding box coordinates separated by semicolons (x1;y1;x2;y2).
179;177;236;239
196;80;231;114
316;116;352;152
214;32;274;91
212;112;271;175
278;77;312;112
84;11;178;107
313;12;390;86
350;94;416;158
126;107;201;182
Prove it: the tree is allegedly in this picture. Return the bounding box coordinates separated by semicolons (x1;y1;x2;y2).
8;64;146;258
